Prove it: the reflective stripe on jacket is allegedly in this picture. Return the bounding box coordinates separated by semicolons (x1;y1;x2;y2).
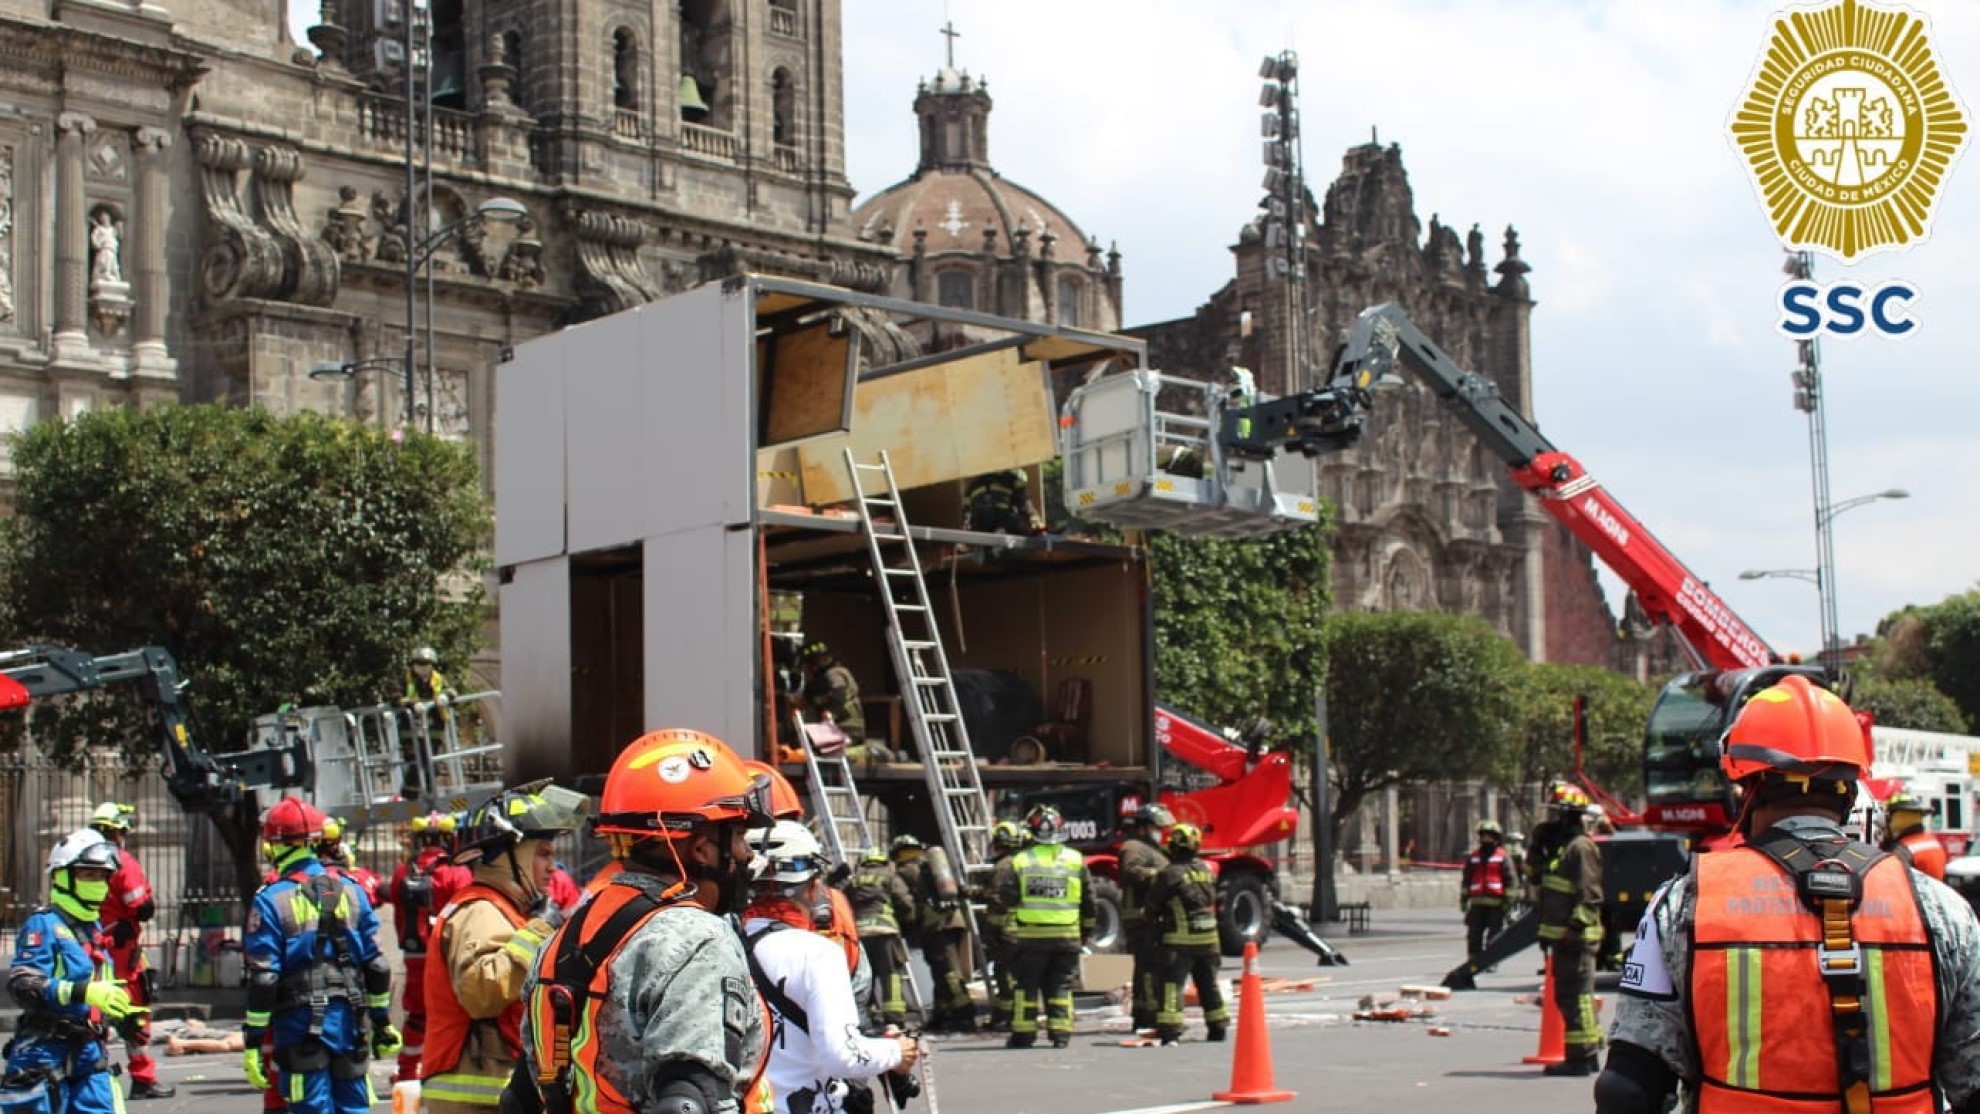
1154;860;1219;950
1690;846;1937;1114
1010;845;1085;941
422;882;528;1105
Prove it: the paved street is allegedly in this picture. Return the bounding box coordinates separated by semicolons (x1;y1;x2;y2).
122;908;1614;1114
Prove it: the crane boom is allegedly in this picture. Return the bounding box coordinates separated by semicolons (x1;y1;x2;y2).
1231;304;1775;671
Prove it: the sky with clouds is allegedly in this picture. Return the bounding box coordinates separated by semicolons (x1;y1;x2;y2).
284;0;1978;660
838;0;1979;660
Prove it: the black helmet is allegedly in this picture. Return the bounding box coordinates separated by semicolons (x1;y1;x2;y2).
453;782;590;866
890;833;925;855
1134;803;1175;829
802;641;832;661
1025;805;1066;845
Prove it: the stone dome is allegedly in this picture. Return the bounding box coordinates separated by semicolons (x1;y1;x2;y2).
854;169;1092;259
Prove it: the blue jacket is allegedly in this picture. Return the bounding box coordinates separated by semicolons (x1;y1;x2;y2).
243;856;390;1054
5;907;111;1077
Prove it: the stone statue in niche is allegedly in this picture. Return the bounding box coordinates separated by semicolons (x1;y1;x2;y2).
323;186;372;262
90;209;123;284
88;205;132;336
0;148;14;325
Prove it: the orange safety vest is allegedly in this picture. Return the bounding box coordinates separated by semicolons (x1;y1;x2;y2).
1896;832;1947;882
422;882;528;1101
823;888;862;975
1463;847;1510;900
1690;845;1938;1114
525;879;770;1114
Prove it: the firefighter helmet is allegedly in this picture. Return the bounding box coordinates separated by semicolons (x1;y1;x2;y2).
1133;803;1176;829
1720;674;1868;783
89;802;136;832
455;782;591;865
753;820;825;885
595;729;773;842
46;829;121;876
860;846;890;866
410;811;457;840
890;833;925;855
1887;790;1936;816
320;817;348;844
1165;822;1203;854
743;759;805;821
262;796;329;844
411;646;440;665
1547;783;1592;812
991;819;1029;851
801;641;832;662
1476;818;1504;837
1025;805;1066;845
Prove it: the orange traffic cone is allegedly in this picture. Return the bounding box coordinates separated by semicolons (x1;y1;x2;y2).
1523;953;1566;1065
1212;942;1295;1105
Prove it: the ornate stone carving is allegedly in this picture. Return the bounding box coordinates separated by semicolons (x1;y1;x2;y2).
0;145;14;327
322;185;372;262
194;132;286;302
87;136;128;182
88;205;132;335
252;144;339;306
568;206;655;319
497;215;544;289
371;191;407;263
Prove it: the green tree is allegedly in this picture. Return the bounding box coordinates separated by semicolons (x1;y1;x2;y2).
0;405;492;897
1150;515;1333;743
1496;662;1656;829
1851;675;1969;734
1321;611;1526;847
1873;591;1980;730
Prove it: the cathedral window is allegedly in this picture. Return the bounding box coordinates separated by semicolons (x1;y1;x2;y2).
613;28;640;111
502;31;525;109
937;269;974;310
771;67;797;146
678;0;733;129
1055;276;1080;327
428;0;466;108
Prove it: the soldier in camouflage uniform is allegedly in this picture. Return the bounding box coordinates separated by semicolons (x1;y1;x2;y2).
508;729;774;1114
1599;675;1980;1114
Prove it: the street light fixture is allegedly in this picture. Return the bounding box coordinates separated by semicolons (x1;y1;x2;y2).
329;197;526;430
1739;568;1820;585
1818;488;1909;528
1740;487;1909;665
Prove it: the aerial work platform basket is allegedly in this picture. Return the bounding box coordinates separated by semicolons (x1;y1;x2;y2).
1058;370;1320;539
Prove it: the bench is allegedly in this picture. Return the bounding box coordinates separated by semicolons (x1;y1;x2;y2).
1341;901;1373;936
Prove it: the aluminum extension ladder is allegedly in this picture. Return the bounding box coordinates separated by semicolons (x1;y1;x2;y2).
793;710;877;862
843;448;996;882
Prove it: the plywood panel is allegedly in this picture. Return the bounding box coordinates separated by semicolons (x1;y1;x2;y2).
796;348;1056;504
761;323;853;446
498;558;573;783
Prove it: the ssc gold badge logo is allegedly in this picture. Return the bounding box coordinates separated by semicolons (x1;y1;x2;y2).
1729;0;1969;261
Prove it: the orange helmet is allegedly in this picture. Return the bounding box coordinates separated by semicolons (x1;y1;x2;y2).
262;796;328;843
595;728;774;840
1720;674;1868;783
742;759;805;821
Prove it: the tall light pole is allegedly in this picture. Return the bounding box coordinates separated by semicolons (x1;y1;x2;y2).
1258;51;1314;392
1740;487;1908;664
1782;250;1839;672
312;198;526;424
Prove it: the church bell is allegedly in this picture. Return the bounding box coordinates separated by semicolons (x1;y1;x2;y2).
678;74;710;121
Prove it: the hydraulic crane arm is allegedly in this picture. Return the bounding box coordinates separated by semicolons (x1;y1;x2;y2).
1228;304;1776;672
0;644;309;812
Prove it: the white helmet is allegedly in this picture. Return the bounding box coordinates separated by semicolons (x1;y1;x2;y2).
47;829;121;876
754;819;824;885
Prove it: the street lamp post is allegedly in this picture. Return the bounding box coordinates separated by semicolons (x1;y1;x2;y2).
313;197;526;427
1740;487;1908;666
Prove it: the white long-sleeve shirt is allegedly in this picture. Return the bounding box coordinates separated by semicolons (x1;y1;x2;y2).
742;916;903;1114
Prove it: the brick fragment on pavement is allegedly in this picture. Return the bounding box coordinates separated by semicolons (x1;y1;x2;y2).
1399;985;1452;1000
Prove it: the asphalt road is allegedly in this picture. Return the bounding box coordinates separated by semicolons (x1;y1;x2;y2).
126;909;1610;1114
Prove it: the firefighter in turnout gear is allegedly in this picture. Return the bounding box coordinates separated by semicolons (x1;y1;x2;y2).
1461;819;1516;963
840;848;915;1030
1117;803;1172;1034
511;729;773;1114
422;784;588;1114
743;822;918;1114
993;806;1095;1049
86;803;172;1100
1600;674;1980;1114
383;813;458;1083
1881;790;1948;882
981;820;1032;1030
242;796;399;1114
962;469;1044;536
1535;783;1603;1077
314;819;384;910
4;829;144;1114
891;835;976;1031
1148;823;1228;1046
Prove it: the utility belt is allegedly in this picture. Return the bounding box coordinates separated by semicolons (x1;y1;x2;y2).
271;1036;370;1080
10;1013;102;1047
276;967;369;1039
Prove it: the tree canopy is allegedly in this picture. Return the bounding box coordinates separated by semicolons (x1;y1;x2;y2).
1496;661;1655;829
1871;590;1980;732
1850;675;1970;735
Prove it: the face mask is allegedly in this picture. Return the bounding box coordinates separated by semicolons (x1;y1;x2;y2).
75;879;110;905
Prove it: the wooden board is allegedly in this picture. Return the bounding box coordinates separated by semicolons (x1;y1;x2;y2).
761;323;854;447
796;347;1055;504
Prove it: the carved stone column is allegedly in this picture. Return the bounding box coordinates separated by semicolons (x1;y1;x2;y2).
52;112;96;360
131;126;176;377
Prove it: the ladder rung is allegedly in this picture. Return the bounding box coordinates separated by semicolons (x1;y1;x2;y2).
871;532;907;543
883;566;919;577
902;639;938;650
922;713;958;723
893;604;926;613
911;677;948;687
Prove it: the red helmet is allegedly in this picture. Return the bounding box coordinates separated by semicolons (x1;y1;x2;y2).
1720;674;1869;783
595;729;774;840
742;759;805;821
262;796;329;843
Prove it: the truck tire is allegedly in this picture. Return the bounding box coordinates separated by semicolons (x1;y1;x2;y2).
1087;877;1126;954
1218;873;1271;957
